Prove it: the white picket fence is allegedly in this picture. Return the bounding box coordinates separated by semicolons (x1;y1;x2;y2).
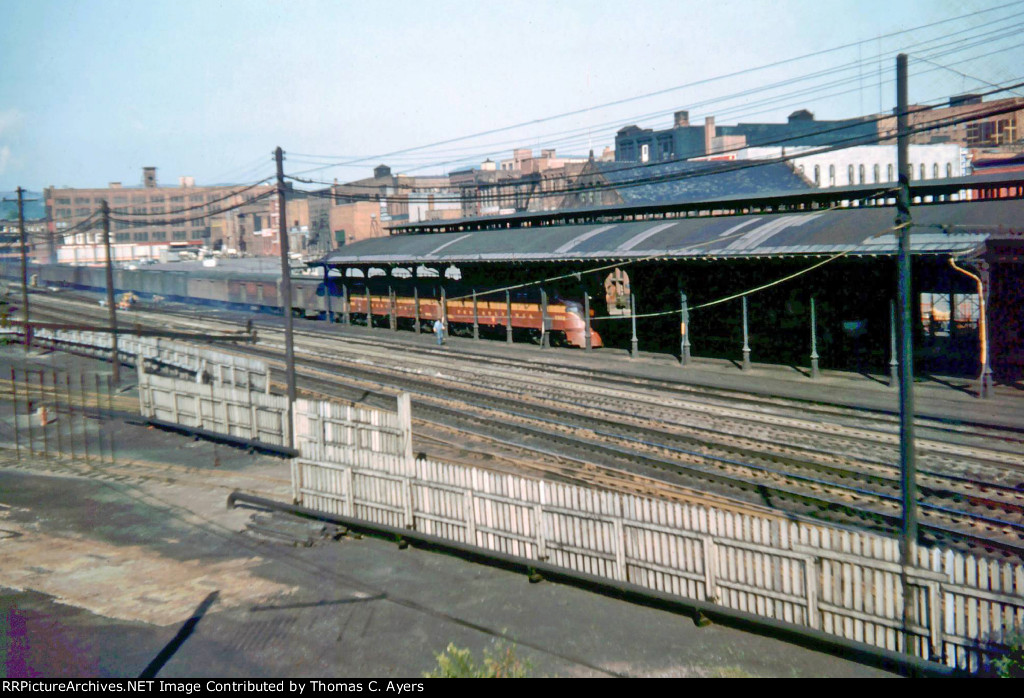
137;365;288;446
35;328;269;391
289;400;1024;673
127;365;1024;672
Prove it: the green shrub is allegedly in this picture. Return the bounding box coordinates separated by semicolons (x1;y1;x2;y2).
992;629;1024;678
425;641;531;678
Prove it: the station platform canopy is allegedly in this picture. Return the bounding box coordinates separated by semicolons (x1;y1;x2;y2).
318;197;1022;268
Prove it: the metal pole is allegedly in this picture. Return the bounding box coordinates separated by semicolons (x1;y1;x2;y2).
101;200;119;385
810;296;820;379
889;300;899;388
896;52;919;656
388;285;396;331
275;146;296;449
323;265;334;324
505;290;513;344
414;286;421;333
342;283;350;326
630;293;638;359
77;372;89;462
365;286;372;329
16;187;30;351
681;292;691;366
440;287;447;340
584;292;592;352
742;295;751;371
540;288;549;349
472;290;479;340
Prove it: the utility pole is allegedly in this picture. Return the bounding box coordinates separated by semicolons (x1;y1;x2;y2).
101;200;119;385
895;53;918;656
16;187;30;351
275;147;296;448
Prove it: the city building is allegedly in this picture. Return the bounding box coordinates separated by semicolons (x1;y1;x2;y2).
615;109;880;164
45;167;275;265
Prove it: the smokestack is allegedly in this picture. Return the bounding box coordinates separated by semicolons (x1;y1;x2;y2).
704;117;715;155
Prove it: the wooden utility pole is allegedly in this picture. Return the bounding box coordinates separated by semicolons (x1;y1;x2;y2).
275;147;296;447
101;200;120;384
895;53;918;656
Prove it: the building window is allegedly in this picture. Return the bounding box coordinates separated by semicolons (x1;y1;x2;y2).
173;231;188;241
813;165;820;185
933;163;939;179
919;163;926;180
946;163;953;178
873;164;880;183
858;164;865;184
151;231;166;241
887;164;894;181
133;232;149;242
115;233;130;242
848;165;855;184
829;165;835;186
641;144;649;163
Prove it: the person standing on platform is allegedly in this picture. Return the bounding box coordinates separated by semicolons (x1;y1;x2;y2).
433;318;445;346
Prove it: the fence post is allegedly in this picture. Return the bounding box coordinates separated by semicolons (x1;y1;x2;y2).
537;480;549;561
106;374;115;465
25;369;34;456
11;368;19;461
806;556;820;629
40;372;49;458
291;459;301;505
703;536;718;602
64;371;75;461
614;493;627;582
396;392;413;473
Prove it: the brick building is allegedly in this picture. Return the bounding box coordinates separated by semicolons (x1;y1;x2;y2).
45;167;275;264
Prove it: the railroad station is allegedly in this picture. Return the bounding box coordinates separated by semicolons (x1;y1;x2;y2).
318;173;1024;386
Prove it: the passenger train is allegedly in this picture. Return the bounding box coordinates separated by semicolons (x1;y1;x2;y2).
8;262;603;349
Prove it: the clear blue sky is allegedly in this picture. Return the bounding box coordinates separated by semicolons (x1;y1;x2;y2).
1;0;1021;191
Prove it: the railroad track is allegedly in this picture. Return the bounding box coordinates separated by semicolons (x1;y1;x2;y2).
22;292;1024;557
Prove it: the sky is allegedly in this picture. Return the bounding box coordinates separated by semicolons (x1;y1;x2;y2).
1;0;1021;192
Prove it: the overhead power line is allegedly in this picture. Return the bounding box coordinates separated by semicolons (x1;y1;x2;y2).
286;3;1024;178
